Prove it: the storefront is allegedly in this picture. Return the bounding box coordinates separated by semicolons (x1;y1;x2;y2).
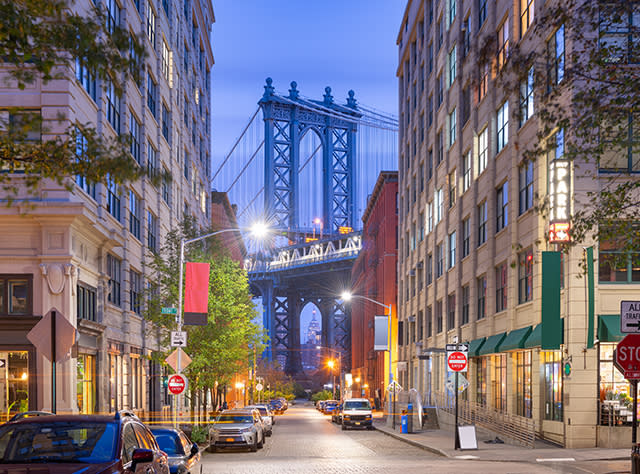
0;349;35;422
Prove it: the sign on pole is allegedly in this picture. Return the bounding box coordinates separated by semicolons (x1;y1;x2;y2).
171;331;187;347
256;383;264;392
446;343;468;373
161;307;178;315
621;301;640;333
165;348;192;372
167;374;187;395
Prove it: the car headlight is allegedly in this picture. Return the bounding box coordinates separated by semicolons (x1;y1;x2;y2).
365;414;372;419
241;427;253;433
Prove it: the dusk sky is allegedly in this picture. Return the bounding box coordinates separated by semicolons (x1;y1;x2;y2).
210;0;405;170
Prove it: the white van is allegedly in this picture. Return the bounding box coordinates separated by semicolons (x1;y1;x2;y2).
341;398;373;430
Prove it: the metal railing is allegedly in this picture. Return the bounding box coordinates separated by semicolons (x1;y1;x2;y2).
433;391;536;448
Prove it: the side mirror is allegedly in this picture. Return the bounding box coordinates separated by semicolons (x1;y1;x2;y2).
190;443;199;456
131;448;154;470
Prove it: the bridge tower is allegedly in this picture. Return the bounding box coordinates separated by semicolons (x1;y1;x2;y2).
253;79;361;377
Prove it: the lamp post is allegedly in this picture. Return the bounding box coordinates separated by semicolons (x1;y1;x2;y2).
174;222;268;425
317;345;342;400
341;292;395;428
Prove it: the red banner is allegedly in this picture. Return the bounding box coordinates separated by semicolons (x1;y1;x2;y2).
184;262;210;325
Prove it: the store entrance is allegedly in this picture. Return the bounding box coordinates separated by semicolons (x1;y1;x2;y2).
0;351;29;422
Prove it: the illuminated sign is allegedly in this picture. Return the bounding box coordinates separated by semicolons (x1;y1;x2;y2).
548;159;572;243
549;222;571;243
338;226;353;234
305;237;318;243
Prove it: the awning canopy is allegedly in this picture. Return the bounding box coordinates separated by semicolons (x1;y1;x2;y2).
477;332;507;356
500;326;533;352
598;314;624;342
523;324;541;349
466;337;486;357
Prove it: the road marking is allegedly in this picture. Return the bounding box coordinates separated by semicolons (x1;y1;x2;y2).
455;455;479;460
536;458;576;462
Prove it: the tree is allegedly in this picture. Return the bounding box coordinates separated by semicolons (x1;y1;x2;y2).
473;0;640;261
0;0;150;198
145;217;267;413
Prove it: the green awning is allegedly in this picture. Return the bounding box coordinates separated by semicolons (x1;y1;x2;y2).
500;326;533;352
477;332;507;356
598;314;624;342
523;324;541;348
466;337;486;357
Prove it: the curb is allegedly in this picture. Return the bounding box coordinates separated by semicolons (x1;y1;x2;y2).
374;425;449;458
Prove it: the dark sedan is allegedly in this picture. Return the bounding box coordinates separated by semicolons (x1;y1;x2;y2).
151;427;202;474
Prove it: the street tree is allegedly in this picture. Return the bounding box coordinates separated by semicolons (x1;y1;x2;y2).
0;0;150;198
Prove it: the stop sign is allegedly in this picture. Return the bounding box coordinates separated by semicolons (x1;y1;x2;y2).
447;351;468;372
614;334;640;379
167;374;188;395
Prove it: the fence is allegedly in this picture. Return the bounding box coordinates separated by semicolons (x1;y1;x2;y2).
433;391;536;448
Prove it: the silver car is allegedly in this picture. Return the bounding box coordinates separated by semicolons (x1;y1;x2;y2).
246;404;274;435
208;409;264;452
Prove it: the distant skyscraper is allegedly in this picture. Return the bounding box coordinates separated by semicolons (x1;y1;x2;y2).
306;310;321;345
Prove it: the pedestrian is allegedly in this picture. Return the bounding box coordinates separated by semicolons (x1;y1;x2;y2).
222;401;228;410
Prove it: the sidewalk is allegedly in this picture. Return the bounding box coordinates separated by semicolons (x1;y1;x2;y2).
372;415;629;463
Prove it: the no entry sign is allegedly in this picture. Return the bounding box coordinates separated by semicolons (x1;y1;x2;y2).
167;374;188;395
447;351;468;372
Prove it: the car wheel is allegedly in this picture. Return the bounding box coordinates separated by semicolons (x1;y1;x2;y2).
257;434;264;449
250;437;258;452
367;425;374;430
266;429;272;437
207;444;217;453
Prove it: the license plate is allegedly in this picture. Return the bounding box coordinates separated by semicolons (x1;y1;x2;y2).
355;422;360;425
225;437;235;442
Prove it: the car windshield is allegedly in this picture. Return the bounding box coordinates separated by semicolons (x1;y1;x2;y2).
252;407;267;416
152;432;182;456
0;421;117;464
215;415;253;423
344;401;371;410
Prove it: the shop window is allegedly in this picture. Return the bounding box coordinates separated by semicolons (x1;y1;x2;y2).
0;351;30;420
492;354;507;412
130;353;145;409
476;357;487;407
600;342;634;425
0;275;32;316
77;354;96;414
542;351;563;421
516;351;532;417
109;351;124;412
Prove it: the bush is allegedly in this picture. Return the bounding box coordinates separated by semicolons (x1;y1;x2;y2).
311;390;333;403
190;424;208;445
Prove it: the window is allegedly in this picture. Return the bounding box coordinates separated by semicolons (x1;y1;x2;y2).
129;190;141;240
447;294;456;330
428;96;433;127
427;201;433;232
147;4;156;45
428;148;433;179
75;59;96;101
426;306;433;337
448;170;456;207
428;42;434;73
497;101;509;153
107;254;121;307
105;80;120;133
477;201;487;246
147;210;157;252
547;25;565;90
497;17;509;70
411;223;416;251
599;4;640;64
521;0;534;37
436;300;443;333
462;217;470;258
419;211;425;241
478;127;488;174
479;64;488;101
459;152;471;193
542;351;563;421
398;321;404;346
477;276;486;320
0;275;32;315
161;40;170;81
130;270;142;315
462;85;471;125
599;231;640;282
519;161;534;214
147;141;157;178
492;354;507;412
478;0;487;27
147;73;157;117
105;0;120;35
162;103;170;142
519;66;534;127
426;253;433;285
75;132;95;199
129;34;142;87
162;171;170;205
418;310;424;340
437;130;444;164
496;181;508;231
438;17;444;49
461;285;470;325
436;188;443;223
420;163;425;192
599;111;640;173
448;0;456;26
476;357;487;406
448;46;457;87
436;243;444;278
516;351;532;418
518;248;533;303
448;231;456;269
462;14;471;56
496;263;507;312
106;176;120;221
449;108;457;147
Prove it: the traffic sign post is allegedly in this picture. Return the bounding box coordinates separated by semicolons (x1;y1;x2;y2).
446;341;468;450
614;334;640;444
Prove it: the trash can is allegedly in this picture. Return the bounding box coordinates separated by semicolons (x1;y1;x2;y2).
401;410;408;434
632;444;640;474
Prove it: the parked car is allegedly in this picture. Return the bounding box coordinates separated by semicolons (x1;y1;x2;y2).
151;426;202;474
208;409;265;453
7;410;54;422
246;404;274;435
341;398;373;430
268;399;285;414
316;400;326;411
331;403;343;423
0;411;169;473
322;400;339;416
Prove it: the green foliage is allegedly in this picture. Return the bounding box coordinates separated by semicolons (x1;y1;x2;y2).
311;390;334;402
189;424;208;444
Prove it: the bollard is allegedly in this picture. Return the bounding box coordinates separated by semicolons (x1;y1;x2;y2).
401;410;408;434
633;444;640;474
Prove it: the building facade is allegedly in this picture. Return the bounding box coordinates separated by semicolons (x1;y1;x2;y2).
0;0;214;420
397;0;638;448
350;171;398;409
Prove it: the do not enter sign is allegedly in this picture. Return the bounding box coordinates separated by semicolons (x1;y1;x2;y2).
447;351;468;372
167;374;188;395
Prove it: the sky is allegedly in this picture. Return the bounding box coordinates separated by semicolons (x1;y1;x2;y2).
209;0;406;340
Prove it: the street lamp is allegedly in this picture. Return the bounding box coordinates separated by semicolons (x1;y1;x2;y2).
174;222;268;425
317;345;342;400
341;291;395;428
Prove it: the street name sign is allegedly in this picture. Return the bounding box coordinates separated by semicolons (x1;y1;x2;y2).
161;307;178;315
167;374;187;395
614;334;640;380
621;301;640;333
171;331;187;347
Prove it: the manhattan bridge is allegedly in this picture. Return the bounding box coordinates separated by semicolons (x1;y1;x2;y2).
212;78;398;376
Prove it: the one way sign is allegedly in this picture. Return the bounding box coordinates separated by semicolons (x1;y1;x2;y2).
171;331;187;347
621;301;640;333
